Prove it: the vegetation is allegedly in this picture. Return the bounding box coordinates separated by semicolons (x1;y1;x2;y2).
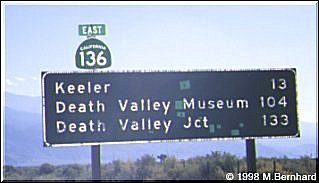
3;152;317;180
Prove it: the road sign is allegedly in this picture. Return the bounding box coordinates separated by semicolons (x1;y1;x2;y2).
79;24;106;36
75;38;111;69
41;69;298;147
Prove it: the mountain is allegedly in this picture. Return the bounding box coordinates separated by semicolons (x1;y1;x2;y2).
5;92;41;114
4;107;91;166
3;92;318;166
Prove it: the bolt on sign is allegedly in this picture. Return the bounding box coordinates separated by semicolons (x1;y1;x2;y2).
41;69;299;147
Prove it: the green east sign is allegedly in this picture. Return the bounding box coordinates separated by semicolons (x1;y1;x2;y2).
75;38;112;69
79;24;106;36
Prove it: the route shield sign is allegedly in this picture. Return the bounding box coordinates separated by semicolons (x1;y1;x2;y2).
41;69;298;147
75;38;112;69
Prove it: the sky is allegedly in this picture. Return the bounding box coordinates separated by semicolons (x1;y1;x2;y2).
2;2;318;123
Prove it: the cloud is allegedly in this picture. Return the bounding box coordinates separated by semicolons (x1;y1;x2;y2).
6;79;15;86
14;76;25;81
31;76;39;81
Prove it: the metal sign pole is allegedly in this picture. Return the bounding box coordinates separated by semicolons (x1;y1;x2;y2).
91;145;101;180
91;68;101;180
246;139;257;172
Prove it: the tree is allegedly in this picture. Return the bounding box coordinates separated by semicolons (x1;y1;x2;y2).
157;154;167;164
62;164;82;180
163;156;182;179
39;163;54;175
135;155;157;180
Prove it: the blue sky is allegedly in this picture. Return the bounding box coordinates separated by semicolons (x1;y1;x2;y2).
3;3;317;123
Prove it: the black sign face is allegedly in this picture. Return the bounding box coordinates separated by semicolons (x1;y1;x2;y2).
41;69;298;146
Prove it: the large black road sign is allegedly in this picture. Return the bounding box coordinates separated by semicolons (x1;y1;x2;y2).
41;69;298;146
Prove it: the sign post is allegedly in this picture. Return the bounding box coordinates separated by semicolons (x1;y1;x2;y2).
246;139;257;172
91;68;101;180
91;145;101;180
77;24;110;180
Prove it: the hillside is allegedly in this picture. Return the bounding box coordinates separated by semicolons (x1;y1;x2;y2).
4;154;317;180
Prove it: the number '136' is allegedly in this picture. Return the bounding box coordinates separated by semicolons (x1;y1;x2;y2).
79;50;107;67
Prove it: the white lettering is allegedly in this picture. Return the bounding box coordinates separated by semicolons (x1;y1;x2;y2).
118;118;171;134
54;82;111;95
55;120;106;134
56;121;66;133
55;100;105;114
117;99;171;115
55;82;65;94
56;101;65;113
183;98;249;110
